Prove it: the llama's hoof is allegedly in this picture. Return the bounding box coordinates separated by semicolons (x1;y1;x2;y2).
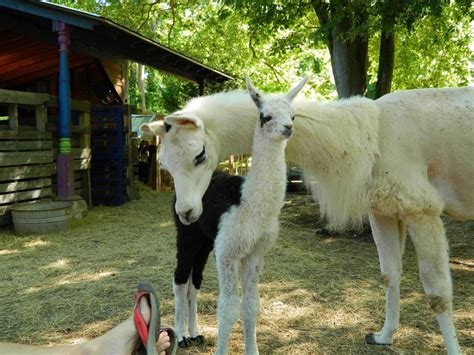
178;337;192;348
365;333;391;345
190;335;205;344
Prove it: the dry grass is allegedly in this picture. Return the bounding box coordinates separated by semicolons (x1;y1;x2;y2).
0;185;472;354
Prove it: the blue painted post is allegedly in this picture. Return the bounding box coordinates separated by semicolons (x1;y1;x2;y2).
54;21;74;199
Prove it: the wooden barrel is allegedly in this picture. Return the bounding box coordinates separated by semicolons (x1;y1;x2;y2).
11;201;72;236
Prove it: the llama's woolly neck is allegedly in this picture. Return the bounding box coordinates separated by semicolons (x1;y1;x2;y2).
240;123;288;219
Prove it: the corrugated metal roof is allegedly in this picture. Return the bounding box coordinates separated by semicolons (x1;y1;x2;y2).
131;114;158;137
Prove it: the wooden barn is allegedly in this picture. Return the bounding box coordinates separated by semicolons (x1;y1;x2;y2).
0;0;232;226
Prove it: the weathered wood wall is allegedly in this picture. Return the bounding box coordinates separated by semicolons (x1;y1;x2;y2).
0;89;91;226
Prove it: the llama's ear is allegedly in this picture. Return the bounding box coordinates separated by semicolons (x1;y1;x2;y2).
165;113;203;130
286;76;308;102
246;76;263;109
141;120;165;137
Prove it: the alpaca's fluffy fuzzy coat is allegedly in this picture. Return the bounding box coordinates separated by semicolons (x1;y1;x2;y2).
212;77;298;354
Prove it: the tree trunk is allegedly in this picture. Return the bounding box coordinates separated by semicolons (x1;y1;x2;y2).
330;33;368;98
311;0;368;98
138;63;146;112
375;31;395;99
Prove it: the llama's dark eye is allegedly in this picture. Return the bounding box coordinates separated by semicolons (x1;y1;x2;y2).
194;146;206;166
291;116;295;121
259;112;272;127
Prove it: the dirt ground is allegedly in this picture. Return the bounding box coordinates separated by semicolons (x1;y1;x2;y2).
0;186;472;354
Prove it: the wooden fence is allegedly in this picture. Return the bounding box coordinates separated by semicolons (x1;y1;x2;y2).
0;89;91;226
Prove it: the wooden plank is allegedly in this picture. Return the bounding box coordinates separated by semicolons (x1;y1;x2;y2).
74;159;91;171
0;42;45;66
0;178;51;194
8;103;18;130
2;57;93;88
0;187;52;205
47;96;91;113
0;165;53;181
46;124;91;134
0;151;53;166
0;89;49;105
0;129;52;139
52;148;91;160
0;140;53;151
35;104;47;132
51;159;90;172
0;50;59;79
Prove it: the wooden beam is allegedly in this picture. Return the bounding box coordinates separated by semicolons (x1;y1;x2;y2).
0;178;51;194
0;128;52;140
1;57;93;88
0;165;54;181
0;151;54;166
35;104;47;132
0;140;53;151
0;52;60;81
0;42;46;66
0;89;49;105
8;103;18;130
0;187;53;205
46;95;91;113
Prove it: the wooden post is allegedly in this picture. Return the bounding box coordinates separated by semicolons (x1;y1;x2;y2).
79;111;92;205
198;79;205;96
35;104;47;132
54;21;75;199
8;104;18;131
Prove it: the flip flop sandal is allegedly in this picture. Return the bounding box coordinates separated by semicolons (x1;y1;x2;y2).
134;281;177;355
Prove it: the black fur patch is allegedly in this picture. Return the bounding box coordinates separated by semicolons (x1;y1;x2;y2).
165;122;172;132
173;171;243;286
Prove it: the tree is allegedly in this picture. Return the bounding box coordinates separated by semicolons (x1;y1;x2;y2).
227;0;472;98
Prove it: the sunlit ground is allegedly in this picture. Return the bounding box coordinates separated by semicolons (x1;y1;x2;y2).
0;185;472;354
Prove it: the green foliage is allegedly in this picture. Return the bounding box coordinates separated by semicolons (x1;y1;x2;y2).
51;0;472;109
368;3;473;91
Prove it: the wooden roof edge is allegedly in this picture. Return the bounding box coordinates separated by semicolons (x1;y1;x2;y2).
0;0;234;83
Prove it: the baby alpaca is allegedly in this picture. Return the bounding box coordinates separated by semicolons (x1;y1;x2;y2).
172;171;243;347
214;76;307;355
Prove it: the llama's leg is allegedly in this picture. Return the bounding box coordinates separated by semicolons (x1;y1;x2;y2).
407;215;460;355
366;213;406;345
215;241;241;355
187;239;214;344
241;253;264;355
173;275;191;347
174;225;203;348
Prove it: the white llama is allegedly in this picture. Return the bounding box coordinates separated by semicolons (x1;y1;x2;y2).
142;86;473;354
214;76;306;354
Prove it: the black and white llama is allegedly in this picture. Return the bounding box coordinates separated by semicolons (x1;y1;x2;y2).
214;77;307;354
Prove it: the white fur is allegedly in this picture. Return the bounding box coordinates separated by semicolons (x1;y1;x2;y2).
213;77;305;354
173;276;201;345
142;86;474;354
